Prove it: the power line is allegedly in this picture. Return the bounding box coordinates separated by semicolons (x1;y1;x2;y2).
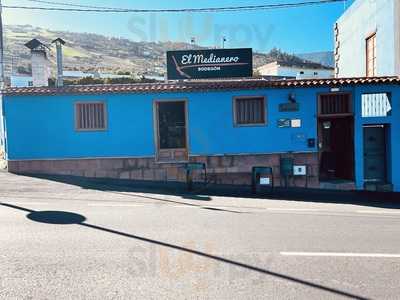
22;0;126;10
4;0;345;13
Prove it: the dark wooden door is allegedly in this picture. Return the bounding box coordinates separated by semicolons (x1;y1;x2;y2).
363;126;387;183
318;117;354;180
155;101;188;162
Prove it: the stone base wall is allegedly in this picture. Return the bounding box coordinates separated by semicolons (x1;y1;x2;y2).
7;152;320;188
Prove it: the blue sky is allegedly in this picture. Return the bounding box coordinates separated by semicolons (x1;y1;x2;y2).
4;0;355;54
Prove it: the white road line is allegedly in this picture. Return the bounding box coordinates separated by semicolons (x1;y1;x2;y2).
171;205;196;208
267;208;321;212
356;210;400;215
280;252;400;258
1;201;49;205
88;203;144;207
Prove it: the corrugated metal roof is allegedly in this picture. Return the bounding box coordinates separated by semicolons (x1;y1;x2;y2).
2;76;400;96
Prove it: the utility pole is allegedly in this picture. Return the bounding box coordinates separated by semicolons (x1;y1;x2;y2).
222;36;227;49
0;0;4;89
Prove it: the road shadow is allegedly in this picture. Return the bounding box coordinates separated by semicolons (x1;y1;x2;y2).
0;202;370;300
18;173;400;209
27;211;86;224
1;203;86;224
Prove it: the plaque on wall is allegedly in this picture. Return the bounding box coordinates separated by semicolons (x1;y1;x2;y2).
278;118;291;128
291;119;302;128
279;102;300;112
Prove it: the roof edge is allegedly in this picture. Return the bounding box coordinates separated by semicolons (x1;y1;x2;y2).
2;76;400;97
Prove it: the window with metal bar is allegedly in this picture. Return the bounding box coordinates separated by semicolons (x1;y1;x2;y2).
234;96;266;126
75;102;107;131
319;94;352;115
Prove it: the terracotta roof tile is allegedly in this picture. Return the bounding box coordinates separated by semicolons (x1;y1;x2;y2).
2;76;400;96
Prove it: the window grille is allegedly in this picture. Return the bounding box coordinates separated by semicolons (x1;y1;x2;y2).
234;97;266;125
75;102;107;130
319;94;351;115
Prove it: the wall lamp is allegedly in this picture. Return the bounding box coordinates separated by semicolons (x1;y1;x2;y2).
288;92;296;103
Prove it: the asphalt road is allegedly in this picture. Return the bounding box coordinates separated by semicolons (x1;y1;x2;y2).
1;171;400;300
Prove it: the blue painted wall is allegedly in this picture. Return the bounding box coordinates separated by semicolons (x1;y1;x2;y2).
353;84;400;192
3;87;322;162
4;93;155;159
187;88;321;155
3;83;400;191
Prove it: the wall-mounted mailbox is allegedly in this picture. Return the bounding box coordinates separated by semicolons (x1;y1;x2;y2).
307;138;316;148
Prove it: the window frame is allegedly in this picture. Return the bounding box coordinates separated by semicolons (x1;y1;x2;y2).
366;32;377;77
233;95;267;127
74;101;108;132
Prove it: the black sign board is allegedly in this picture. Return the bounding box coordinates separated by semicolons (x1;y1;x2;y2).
167;48;253;80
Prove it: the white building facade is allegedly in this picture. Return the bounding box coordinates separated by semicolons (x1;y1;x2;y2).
335;0;400;77
257;61;334;80
10;75;33;87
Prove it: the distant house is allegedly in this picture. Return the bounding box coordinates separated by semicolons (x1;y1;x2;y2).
143;74;165;82
63;71;93;80
256;61;334;80
63;71;131;80
335;0;400;77
93;72;131;79
10;75;33;87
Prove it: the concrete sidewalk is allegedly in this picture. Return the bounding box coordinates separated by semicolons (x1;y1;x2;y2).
17;172;400;208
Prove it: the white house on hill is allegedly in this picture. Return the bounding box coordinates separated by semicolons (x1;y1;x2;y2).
256;61;334;80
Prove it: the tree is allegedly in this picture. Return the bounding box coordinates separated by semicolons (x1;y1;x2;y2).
17;65;31;75
76;77;104;85
117;71;131;75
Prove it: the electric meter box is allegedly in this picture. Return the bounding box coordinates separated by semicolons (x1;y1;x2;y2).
252;166;274;194
293;165;307;176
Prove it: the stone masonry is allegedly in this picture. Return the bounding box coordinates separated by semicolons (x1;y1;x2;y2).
7;152;319;188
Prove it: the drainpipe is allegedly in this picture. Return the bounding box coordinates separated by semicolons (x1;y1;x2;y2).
52;38;66;87
0;0;5;89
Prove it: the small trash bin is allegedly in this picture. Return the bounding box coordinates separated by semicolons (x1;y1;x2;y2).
252;166;274;194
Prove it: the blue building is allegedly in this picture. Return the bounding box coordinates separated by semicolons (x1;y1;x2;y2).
1;77;399;192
